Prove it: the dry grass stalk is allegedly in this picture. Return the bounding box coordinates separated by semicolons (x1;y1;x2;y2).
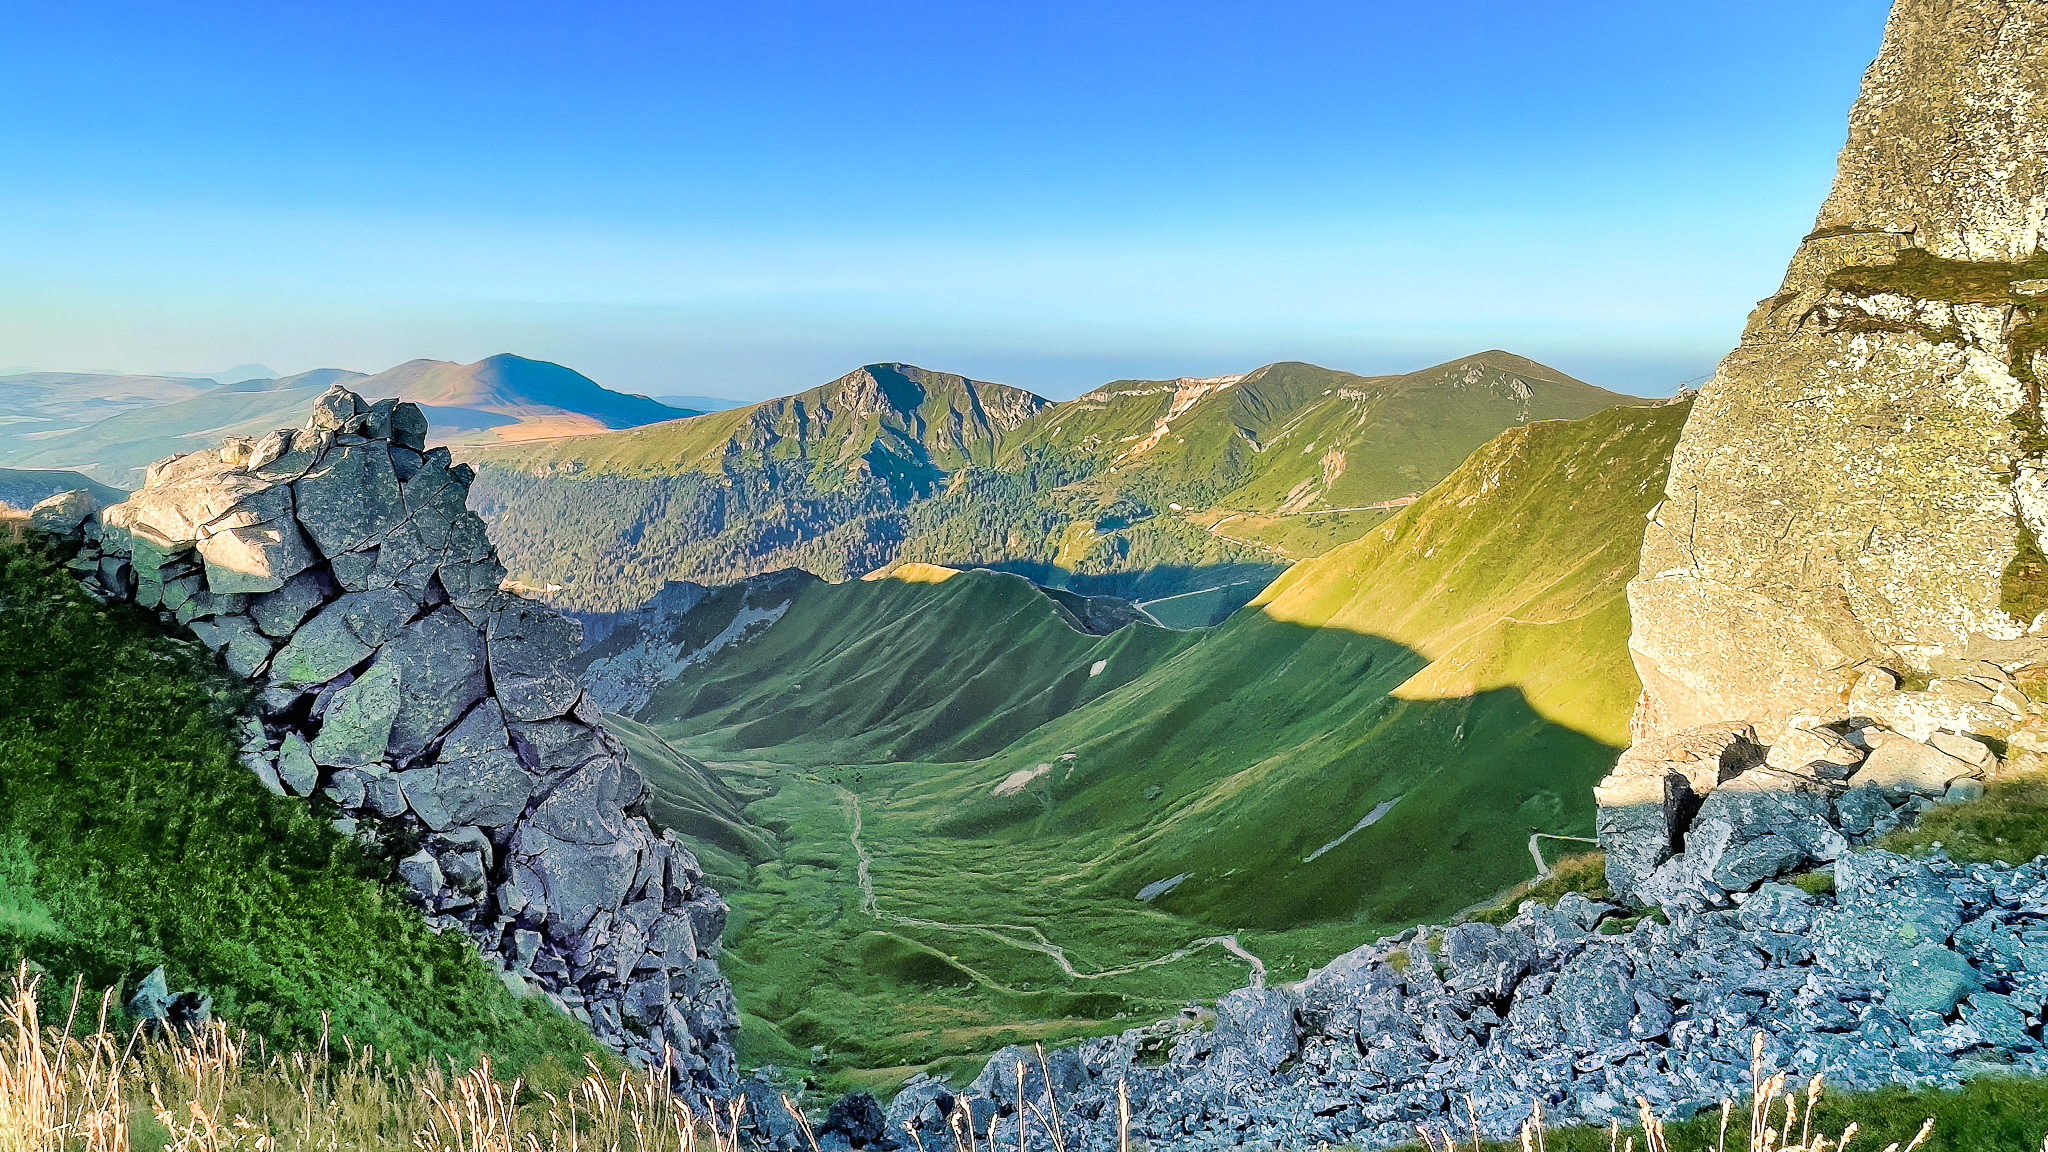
0;965;724;1152
1410;1033;1934;1152
0;965;1989;1152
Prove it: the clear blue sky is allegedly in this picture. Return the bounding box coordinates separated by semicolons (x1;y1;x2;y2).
0;1;1890;400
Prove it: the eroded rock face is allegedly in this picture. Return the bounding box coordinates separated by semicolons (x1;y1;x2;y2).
68;386;739;1100
1628;0;2048;742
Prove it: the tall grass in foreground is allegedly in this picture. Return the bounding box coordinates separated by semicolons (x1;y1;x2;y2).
1408;1035;1940;1152
0;965;2035;1152
0;968;739;1152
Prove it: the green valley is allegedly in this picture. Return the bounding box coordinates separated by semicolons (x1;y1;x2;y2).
609;398;1691;1089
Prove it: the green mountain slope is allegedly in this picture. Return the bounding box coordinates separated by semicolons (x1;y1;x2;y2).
0;357;691;486
0;371;211;453
467;352;1632;618
348;353;692;428
638;563;1198;765
471;362;1046;484
465;365;1055;609
0;538;602;1074
625;399;1689;1086
0;370;363;485
984;351;1635;564
0;468;127;511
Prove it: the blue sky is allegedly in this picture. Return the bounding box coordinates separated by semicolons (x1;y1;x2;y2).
0;1;1890;400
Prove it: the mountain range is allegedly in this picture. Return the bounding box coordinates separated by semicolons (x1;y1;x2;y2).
468;350;1634;615
0;354;692;486
560;395;1688;1082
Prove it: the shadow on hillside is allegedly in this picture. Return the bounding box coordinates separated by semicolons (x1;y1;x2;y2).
640;600;1626;939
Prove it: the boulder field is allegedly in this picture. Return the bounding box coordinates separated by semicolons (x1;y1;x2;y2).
40;385;740;1099
878;850;2048;1151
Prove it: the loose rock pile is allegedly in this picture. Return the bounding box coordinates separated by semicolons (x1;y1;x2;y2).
51;385;739;1098
1595;706;1999;909
889;848;2048;1152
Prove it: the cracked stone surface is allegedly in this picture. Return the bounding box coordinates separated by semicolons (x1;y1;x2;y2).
72;385;739;1102
1627;0;2048;743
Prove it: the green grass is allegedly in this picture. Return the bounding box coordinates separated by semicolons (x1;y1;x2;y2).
1881;769;2048;866
1386;1074;2048;1152
631;401;1690;1089
0;537;605;1078
1463;851;1612;926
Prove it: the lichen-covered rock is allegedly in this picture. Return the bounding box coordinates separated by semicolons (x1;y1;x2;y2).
1600;0;2048;913
1627;0;2048;749
28;489;102;537
64;384;739;1102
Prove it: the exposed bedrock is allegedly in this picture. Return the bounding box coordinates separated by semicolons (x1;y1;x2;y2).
55;385;739;1099
1626;0;2048;744
1594;710;1999;908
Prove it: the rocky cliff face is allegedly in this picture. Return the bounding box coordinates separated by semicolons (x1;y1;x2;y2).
1605;0;2048;903
55;386;739;1099
1630;0;2048;740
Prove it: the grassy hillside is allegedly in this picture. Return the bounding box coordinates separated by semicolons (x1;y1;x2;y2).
469;363;1047;482
348;353;693;429
0;356;690;486
0;371;360;486
0;371;210;458
640;564;1198;765
0;537;602;1075
465;352;1632;617
466;365;1056;610
998;352;1630;559
628;399;1689;1087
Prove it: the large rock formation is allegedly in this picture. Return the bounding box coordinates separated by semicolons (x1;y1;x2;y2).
1628;0;2048;738
59;386;739;1098
1604;0;2048;904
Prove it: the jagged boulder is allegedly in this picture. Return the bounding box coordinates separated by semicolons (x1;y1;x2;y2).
1596;717;1989;908
1625;0;2048;752
65;385;739;1100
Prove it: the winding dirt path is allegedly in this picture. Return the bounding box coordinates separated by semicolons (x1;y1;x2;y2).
839;789;1268;989
1528;832;1601;878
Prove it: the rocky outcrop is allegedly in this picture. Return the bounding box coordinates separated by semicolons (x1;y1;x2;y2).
63;385;739;1099
1626;0;2048;745
1594;716;1996;907
905;849;2048;1152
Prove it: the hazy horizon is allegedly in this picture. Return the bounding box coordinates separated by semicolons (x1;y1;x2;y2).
1;1;1892;402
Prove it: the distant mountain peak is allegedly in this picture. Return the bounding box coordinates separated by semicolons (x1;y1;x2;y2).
348;354;690;429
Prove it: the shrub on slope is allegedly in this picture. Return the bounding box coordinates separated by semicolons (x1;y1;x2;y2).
0;539;601;1074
